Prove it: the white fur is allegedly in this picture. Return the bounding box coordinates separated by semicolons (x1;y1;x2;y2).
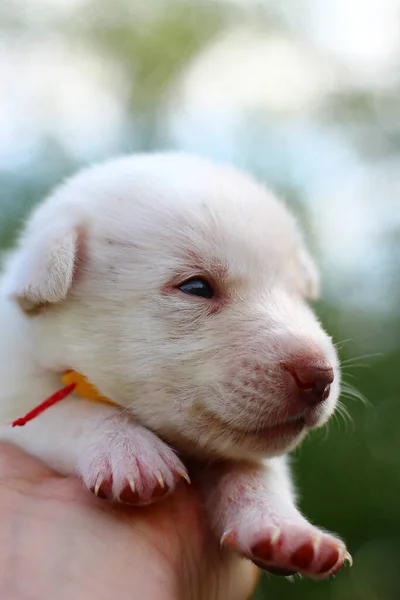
0;153;348;576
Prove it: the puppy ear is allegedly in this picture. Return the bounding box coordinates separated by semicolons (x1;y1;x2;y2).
4;226;79;312
297;245;320;300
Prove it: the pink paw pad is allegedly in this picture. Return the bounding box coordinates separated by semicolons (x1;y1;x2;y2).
223;524;352;579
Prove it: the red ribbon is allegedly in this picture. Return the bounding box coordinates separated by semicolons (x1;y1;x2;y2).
12;383;76;427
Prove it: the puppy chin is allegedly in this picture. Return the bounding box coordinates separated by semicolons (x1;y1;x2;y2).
160;415;307;461
222;428;309;460
174;394;340;460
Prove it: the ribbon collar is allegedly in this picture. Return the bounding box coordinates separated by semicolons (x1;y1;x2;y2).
12;370;115;428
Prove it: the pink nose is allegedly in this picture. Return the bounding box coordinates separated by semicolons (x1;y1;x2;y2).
284;362;334;406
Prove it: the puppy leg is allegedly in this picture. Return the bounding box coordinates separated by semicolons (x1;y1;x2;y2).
198;458;351;580
0;398;189;505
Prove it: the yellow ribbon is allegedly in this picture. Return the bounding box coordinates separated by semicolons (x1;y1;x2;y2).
61;370;117;407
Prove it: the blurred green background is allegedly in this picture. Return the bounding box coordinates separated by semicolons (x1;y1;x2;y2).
1;0;399;598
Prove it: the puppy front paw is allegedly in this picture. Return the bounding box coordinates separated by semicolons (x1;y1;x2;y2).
223;518;351;579
77;418;189;504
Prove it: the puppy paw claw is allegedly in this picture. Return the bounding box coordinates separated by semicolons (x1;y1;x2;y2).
177;470;191;485
220;528;235;547
93;473;104;497
251;527;282;562
155;470;165;489
270;527;281;546
126;473;135;493
344;551;353;567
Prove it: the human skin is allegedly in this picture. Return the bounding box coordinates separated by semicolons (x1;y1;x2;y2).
0;443;258;600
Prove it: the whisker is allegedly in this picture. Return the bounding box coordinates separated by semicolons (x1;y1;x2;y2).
339;371;356;379
341;353;382;365
340;363;371;370
334;339;353;350
333;410;347;435
340;382;370;406
116;404;132;417
335;401;354;433
321;420;332;442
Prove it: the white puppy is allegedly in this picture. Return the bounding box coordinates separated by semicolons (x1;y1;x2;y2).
0;153;350;578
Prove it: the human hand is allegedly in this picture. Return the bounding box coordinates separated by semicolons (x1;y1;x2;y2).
0;443;258;600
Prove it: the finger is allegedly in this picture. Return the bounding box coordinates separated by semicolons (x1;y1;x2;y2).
222;555;260;600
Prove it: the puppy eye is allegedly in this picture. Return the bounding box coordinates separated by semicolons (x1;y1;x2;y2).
178;277;214;299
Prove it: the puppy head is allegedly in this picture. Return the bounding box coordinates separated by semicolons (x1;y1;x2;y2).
4;154;340;460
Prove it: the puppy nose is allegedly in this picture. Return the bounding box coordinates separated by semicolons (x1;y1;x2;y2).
284;362;334;405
